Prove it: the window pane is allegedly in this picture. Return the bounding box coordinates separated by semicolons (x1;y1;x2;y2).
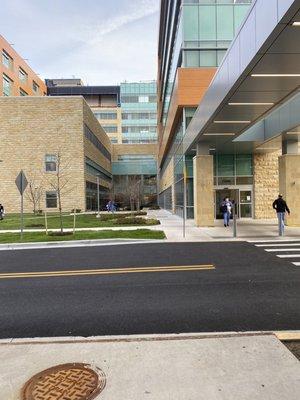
3;74;13;96
217;154;234;176
199;5;216;41
183;6;199;41
46;192;57;208
185;51;200;67
217;5;234;40
236;155;252;176
200;50;217;66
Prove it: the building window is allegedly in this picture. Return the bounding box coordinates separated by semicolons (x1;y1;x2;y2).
2;74;13;96
2;50;13;70
46;191;57;208
19;88;28;96
84;124;111;161
122;112;157;120
18;67;28;83
139;96;149;103
110;138;118;143
102;125;118;133
94;112;117;120
45;154;57;172
32;81;39;94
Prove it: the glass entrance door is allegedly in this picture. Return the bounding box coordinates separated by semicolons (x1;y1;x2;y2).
215;189;239;219
240;190;253;218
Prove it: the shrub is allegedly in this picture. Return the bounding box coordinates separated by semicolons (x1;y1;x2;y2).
114;217;160;226
149;205;160;210
27;223;45;228
48;231;74;237
71;209;81;213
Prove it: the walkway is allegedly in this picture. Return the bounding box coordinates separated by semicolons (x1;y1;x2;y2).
1;333;299;399
148;209;300;242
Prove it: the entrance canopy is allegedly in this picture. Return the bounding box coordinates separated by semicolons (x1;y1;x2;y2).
183;0;300;155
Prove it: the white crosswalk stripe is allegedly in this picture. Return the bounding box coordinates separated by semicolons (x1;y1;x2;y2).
249;240;300;266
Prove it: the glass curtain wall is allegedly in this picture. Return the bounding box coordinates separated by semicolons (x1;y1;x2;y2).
120;82;157;144
182;1;251;68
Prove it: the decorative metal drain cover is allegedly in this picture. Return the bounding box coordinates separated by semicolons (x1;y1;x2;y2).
22;363;106;400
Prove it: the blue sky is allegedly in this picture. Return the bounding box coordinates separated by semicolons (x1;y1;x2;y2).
1;0;160;85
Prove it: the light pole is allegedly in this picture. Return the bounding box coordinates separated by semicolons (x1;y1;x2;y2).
96;175;100;218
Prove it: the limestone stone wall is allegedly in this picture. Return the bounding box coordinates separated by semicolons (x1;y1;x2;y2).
279;154;300;226
253;151;280;219
0;96;111;213
193;155;214;227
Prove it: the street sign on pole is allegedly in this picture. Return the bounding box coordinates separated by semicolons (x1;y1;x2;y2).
15;170;28;195
15;170;28;239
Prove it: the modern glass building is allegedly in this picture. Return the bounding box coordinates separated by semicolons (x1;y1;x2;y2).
46;79;158;209
158;0;253;220
120;81;157;144
112;81;158;208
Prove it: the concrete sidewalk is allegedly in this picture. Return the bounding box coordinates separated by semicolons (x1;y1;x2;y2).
1;333;299;399
148;209;300;241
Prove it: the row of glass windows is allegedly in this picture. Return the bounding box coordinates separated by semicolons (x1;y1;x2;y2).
85;157;112;183
122;112;157;120
214;154;253;177
120;82;157;95
2;52;28;82
121;95;157;104
122;126;157;134
84;124;111;161
122;139;157;144
184;0;251;4
94;112;117;120
183;49;226;67
102;125;118;133
2;73;40;96
117;155;156;162
183;4;250;42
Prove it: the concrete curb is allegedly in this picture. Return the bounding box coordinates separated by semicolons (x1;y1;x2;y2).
1;330;299;346
0;238;167;251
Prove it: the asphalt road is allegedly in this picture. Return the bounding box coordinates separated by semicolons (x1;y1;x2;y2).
0;241;299;338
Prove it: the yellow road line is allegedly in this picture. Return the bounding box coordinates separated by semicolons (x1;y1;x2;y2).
0;264;215;280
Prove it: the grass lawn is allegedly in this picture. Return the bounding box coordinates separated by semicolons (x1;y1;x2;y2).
0;212;159;230
0;229;166;244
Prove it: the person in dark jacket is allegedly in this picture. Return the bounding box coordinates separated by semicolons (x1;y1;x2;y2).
272;194;290;235
0;204;4;221
220;197;233;227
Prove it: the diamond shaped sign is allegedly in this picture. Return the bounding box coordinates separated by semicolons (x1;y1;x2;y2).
15;170;28;195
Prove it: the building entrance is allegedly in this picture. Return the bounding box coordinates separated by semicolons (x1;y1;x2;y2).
215;188;253;219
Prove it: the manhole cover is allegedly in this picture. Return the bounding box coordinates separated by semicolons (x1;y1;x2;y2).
22;363;106;400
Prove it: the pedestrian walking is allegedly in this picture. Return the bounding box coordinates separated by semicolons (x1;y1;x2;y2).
273;194;290;236
106;200;112;213
0;204;4;220
220;197;232;227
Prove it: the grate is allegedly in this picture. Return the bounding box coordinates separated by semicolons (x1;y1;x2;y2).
22;363;106;400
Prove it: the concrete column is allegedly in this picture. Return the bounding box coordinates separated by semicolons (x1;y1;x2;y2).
279;137;300;226
253;151;280;219
193;153;214;227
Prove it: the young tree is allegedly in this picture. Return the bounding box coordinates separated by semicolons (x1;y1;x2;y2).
127;176;142;214
47;151;75;234
24;172;44;214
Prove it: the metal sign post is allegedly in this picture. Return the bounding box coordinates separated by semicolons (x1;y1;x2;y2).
15;170;28;240
183;157;187;239
233;201;237;238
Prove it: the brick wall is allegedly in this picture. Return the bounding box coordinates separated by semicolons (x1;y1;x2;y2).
0;97;110;213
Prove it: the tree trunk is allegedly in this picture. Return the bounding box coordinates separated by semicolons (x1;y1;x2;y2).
58;190;63;234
